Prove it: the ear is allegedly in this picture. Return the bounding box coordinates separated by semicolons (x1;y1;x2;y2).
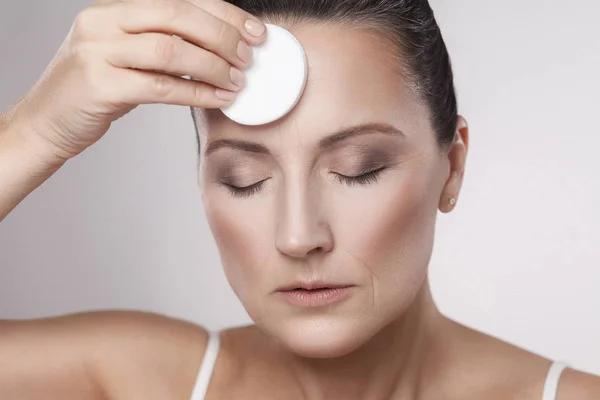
439;115;469;213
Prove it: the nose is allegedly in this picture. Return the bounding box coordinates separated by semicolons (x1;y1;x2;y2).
275;181;334;259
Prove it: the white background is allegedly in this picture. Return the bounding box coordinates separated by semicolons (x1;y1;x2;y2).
1;0;599;374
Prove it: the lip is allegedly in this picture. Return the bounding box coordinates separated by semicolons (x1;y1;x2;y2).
276;282;354;307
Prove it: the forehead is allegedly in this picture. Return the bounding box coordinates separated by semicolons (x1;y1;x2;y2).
200;23;428;148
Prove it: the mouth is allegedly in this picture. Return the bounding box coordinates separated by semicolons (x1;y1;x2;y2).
276;282;354;307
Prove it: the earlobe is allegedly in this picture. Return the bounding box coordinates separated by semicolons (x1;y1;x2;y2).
439;171;461;213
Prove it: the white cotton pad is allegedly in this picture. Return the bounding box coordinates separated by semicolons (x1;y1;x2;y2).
220;24;308;126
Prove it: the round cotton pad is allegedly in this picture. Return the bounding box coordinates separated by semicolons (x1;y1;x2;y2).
220;24;308;126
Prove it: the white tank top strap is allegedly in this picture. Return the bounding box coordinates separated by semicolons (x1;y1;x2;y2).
188;336;566;400
542;361;568;400
190;330;221;400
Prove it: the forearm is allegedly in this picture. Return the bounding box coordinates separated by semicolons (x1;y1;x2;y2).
0;109;67;222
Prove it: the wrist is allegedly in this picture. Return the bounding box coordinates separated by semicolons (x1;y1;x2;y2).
0;108;66;222
1;108;70;169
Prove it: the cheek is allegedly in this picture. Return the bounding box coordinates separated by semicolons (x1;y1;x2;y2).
333;167;439;292
203;191;273;297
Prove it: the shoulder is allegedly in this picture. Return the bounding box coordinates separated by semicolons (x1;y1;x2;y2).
76;309;210;359
0;309;210;400
442;320;598;400
557;368;600;400
77;310;210;399
469;331;600;400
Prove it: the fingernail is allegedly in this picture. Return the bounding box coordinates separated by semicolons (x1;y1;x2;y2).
237;40;253;64
215;88;237;102
230;67;245;89
245;19;266;37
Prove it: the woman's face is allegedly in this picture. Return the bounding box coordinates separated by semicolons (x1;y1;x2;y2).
198;23;460;357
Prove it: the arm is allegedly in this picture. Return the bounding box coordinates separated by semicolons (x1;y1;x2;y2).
0;0;266;223
0;314;104;399
0;0;263;395
0;310;209;400
0;107;68;223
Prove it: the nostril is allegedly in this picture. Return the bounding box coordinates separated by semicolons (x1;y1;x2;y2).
309;246;324;254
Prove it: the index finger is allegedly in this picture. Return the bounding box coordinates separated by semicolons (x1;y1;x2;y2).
186;0;267;44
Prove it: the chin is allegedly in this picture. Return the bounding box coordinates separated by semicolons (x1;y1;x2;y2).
267;315;379;359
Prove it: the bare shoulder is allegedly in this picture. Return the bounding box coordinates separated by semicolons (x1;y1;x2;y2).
442;319;600;399
0;310;209;399
79;310;210;399
558;368;600;399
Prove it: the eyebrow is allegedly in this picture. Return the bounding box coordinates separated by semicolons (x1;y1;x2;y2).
204;122;405;157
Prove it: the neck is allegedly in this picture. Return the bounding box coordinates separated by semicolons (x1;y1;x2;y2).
286;280;449;400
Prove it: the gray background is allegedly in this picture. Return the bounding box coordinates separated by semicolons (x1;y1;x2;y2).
1;0;599;374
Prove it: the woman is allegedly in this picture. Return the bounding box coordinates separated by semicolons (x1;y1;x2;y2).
0;0;598;398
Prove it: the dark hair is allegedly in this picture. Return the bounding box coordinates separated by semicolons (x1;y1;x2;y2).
192;0;457;150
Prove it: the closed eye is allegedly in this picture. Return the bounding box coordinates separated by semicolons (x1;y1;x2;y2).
224;179;269;198
222;166;386;198
334;167;387;186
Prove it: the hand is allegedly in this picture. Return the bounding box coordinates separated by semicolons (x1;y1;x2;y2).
10;0;266;161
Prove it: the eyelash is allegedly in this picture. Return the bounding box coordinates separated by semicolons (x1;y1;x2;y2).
224;167;387;198
225;180;267;198
334;167;386;186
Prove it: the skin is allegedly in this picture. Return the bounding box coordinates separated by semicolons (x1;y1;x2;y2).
198;22;459;360
1;12;599;400
187;22;600;399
